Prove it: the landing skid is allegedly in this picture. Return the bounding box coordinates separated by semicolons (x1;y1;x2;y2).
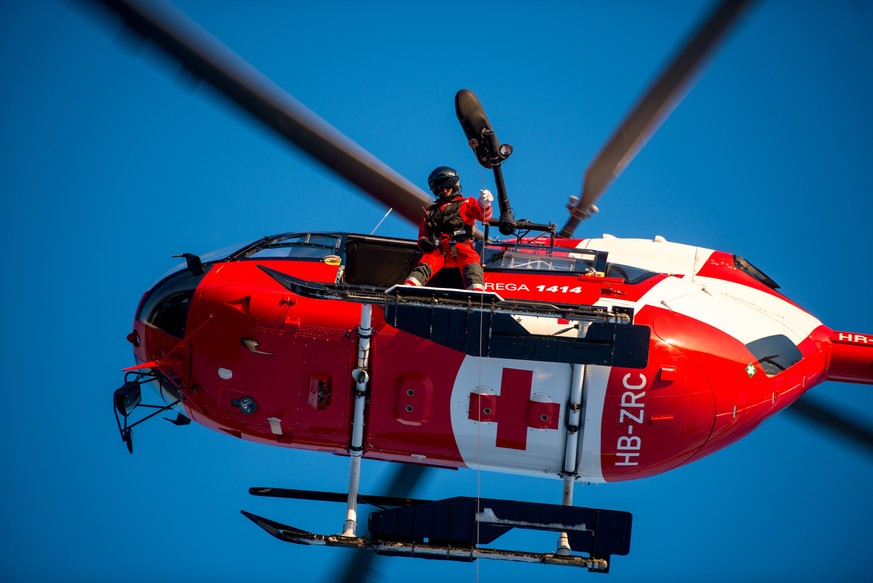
242;489;632;573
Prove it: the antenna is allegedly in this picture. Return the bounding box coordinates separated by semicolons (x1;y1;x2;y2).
370;208;393;235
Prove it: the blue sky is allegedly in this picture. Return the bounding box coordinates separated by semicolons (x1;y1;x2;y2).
2;1;872;581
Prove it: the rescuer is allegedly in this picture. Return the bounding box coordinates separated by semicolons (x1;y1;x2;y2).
404;166;493;290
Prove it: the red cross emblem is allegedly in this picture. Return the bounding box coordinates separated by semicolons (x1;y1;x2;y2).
468;368;561;450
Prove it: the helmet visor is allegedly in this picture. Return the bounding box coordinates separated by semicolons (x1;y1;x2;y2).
430;174;459;193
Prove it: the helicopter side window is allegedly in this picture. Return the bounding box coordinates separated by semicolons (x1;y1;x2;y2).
249;246;335;259
745;334;803;376
244;233;342;260
482;247;592;273
482;245;655;283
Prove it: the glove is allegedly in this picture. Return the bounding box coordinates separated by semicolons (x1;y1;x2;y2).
418;236;437;252
478;189;493;209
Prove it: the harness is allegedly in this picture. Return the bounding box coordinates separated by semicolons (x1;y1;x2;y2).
424;197;473;242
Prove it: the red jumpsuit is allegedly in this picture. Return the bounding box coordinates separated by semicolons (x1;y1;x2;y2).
404;194;492;290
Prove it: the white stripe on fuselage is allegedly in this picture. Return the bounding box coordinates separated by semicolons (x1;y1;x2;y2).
580;237;822;344
634;275;821;345
692;276;822;342
580;236;711;278
450;357;571;478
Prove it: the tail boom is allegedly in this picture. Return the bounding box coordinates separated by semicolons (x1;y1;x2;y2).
827;331;873;385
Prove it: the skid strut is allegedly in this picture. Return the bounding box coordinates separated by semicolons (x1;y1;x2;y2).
558;361;587;555
342;304;372;537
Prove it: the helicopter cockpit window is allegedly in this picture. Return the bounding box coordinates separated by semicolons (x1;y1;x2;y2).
137;268;208;339
745;334;803;376
243;233;343;260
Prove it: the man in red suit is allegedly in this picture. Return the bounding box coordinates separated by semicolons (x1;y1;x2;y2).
404;166;493;291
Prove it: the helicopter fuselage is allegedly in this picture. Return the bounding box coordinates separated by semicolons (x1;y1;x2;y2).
130;231;865;483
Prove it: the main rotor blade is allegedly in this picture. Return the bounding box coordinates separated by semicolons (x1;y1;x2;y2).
559;0;756;238
84;0;431;225
784;395;873;459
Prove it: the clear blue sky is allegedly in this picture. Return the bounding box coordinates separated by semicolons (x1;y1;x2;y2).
2;1;872;582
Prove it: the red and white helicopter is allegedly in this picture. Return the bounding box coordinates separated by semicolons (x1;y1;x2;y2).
93;0;873;574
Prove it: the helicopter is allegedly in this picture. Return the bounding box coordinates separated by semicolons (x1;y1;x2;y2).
61;0;866;580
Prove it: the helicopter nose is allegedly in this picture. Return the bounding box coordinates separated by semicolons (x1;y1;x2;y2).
137;264;208;340
828;331;873;385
